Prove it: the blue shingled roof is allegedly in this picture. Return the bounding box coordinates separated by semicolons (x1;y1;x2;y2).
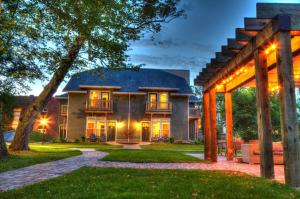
63;68;193;94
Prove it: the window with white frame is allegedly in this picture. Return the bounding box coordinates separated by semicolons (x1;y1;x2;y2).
151;119;170;139
86;117;106;138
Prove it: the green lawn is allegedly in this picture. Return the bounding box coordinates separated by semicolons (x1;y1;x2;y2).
37;142;122;150
0;145;81;173
101;149;203;163
1;167;298;199
141;143;203;152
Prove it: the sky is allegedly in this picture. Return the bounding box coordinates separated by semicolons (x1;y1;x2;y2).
29;0;300;96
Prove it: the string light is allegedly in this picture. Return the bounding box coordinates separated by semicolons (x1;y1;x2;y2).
219;66;249;86
269;85;280;93
265;43;277;55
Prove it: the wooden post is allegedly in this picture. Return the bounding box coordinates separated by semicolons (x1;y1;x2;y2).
203;92;211;161
209;87;217;162
276;31;300;187
254;49;275;179
225;92;234;161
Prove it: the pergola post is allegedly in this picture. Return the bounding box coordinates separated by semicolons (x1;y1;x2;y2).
209;87;217;162
254;49;275;179
203;92;211;161
275;31;300;187
225;92;234;161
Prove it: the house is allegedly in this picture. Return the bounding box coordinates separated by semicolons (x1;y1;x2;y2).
56;68;200;143
6;96;59;138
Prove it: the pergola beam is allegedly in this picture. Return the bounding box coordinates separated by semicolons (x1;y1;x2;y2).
227;38;244;50
221;46;238;57
203;15;291;91
254;49;275;179
225;92;233;161
216;52;233;62
235;28;254;41
275;31;300;187
209;88;217;162
203;92;211;161
244;18;270;31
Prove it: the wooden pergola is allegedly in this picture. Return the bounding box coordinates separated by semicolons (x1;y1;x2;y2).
194;3;300;187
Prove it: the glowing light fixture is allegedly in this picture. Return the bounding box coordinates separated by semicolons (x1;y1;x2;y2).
117;121;124;128
40;118;48;126
265;43;277;55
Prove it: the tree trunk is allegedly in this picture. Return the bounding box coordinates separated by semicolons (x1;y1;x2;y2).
0;128;9;159
0;111;9;158
9;37;84;151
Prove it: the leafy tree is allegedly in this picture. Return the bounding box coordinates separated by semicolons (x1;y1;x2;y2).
5;0;184;151
218;87;281;142
1;1;39;155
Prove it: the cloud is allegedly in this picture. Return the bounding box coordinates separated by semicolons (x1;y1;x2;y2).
130;54;208;69
131;38;217;54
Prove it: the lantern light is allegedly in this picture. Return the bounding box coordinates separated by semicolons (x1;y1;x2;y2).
40;118;48;126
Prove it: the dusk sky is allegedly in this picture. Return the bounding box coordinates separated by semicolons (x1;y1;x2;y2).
30;0;300;96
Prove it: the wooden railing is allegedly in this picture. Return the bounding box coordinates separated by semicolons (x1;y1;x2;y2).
86;99;113;112
146;102;172;113
189;107;201;118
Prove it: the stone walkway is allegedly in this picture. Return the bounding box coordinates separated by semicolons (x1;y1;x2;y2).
0;148;285;191
0;149;107;191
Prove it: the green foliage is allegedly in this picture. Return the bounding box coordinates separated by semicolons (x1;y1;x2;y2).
1;167;299;199
218;88;282;142
1;0;184;80
29;131;52;143
169;137;174;143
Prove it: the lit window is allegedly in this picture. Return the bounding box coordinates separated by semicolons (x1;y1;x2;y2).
159;93;168;109
151;119;170;139
152;122;160;138
87;119;96;137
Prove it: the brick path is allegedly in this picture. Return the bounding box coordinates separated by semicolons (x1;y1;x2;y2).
0;149;284;191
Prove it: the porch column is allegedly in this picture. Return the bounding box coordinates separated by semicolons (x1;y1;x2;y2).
209;87;217;162
225;92;233;161
275;31;300;187
203;91;211;161
254;49;275;179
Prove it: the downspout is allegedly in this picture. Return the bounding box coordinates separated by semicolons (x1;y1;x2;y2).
127;93;131;143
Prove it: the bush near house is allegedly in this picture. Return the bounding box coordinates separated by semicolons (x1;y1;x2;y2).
29;131;52;143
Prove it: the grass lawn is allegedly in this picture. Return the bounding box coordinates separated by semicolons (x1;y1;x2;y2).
37;142;122;150
0;145;81;173
141;143;204;152
1;167;299;199
101;149;203;163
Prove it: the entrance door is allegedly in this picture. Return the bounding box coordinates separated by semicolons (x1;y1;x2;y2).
107;122;116;141
96;121;106;141
141;122;150;142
